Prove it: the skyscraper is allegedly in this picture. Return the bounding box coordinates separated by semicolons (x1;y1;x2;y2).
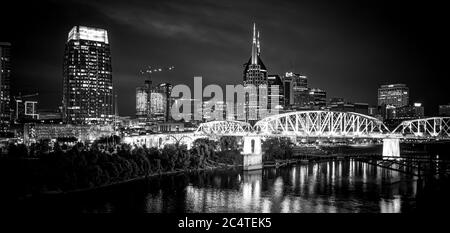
62;26;114;124
136;86;149;118
378;84;409;107
154;82;173;122
243;23;267;87
309;88;327;109
267;75;284;110
243;23;268;122
283;72;309;109
439;104;450;116
0;42;11;131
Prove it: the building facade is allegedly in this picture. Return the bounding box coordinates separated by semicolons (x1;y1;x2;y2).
62;26;114;124
378;84;409;107
282;72;309;110
136;86;149;118
243;24;267;123
267;75;284;111
136;82;173;122
153;82;173;122
309;88;327;109
439;104;450;116
0;42;11;131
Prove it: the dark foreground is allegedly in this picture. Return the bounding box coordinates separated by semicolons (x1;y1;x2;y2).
3;158;450;213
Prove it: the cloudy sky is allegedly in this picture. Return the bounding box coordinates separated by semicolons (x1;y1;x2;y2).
1;0;449;116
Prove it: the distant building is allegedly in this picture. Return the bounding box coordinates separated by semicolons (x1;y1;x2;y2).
309;88;327;109
282;72;309;110
13;94;39;122
328;98;369;115
368;106;383;120
23;123;114;144
157;122;184;133
353;103;369;115
0;42;11;131
136;86;149;118
37;109;63;124
136;81;173;123
439;104;450;116
153;82;173;122
62;26;114;124
378;84;409;107
267;75;284;111
282;75;294;108
243;23;267;122
386;103;424;120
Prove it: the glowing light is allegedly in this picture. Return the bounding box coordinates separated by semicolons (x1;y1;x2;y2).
68;26;109;44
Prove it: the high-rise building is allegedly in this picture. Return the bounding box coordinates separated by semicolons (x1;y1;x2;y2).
243;23;267;87
353;103;369;115
282;76;294;108
136;86;149;118
391;103;424;120
267;75;284;111
0;42;11;130
154;83;173;122
309;88;327;109
137;82;173;122
282;72;312;110
378;84;409;107
62;26;114;124
243;23;268;122
439;104;450;116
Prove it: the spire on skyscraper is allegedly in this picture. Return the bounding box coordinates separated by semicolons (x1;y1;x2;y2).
251;23;258;65
257;30;260;55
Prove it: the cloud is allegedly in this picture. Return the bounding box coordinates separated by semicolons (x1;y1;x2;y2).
71;0;255;46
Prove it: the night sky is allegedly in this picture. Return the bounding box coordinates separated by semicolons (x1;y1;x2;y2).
1;0;449;116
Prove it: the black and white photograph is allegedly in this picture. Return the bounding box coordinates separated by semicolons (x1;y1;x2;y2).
1;0;449;230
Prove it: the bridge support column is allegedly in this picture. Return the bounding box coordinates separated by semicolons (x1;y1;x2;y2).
242;136;263;170
382;138;400;158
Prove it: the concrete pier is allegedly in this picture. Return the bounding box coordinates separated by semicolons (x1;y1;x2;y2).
382;138;400;158
242;136;263;170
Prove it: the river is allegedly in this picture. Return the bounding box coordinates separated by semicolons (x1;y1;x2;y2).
12;158;428;213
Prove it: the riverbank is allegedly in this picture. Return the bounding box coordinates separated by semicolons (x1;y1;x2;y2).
30;160;243;199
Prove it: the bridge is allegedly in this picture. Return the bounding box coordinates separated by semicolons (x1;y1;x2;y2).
123;111;450;170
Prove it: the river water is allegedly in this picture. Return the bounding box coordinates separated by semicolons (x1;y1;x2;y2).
15;158;426;213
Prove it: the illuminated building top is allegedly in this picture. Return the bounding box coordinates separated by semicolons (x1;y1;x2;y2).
67;26;109;44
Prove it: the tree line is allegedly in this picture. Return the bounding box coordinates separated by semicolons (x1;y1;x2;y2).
1;136;294;196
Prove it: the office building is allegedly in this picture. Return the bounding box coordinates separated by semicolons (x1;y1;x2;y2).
0;42;11;131
309;88;327;109
62;26;114;124
136;86;149;118
153;82;173;122
378;84;409;107
243;23;268;122
267;75;284;111
439;104;450;116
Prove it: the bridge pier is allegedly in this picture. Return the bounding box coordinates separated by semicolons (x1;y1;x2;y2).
242;136;263;170
382;138;400;158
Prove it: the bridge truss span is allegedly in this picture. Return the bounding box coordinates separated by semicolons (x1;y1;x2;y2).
254;111;390;138
195;120;254;136
392;117;450;139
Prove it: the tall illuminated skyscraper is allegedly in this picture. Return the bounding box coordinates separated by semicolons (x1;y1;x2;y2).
0;42;11;131
62;26;114;124
243;23;268;123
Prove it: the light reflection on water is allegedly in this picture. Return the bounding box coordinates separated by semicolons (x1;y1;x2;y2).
178;159;417;213
14;159;420;213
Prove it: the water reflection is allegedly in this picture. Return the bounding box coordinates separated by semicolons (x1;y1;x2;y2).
179;159;417;213
12;159;420;213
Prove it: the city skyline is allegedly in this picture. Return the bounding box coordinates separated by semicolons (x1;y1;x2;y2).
1;0;449;116
2;0;450;218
